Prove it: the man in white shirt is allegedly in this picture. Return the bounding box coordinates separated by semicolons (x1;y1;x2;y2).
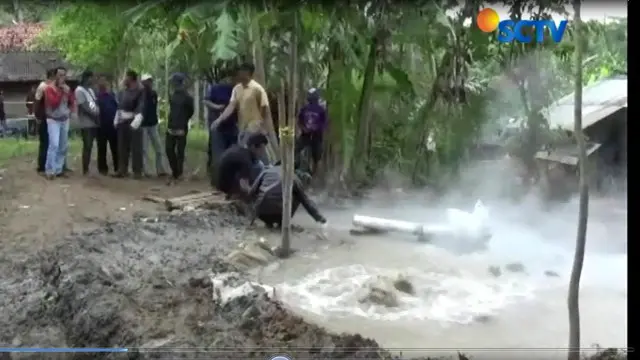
75;70;100;175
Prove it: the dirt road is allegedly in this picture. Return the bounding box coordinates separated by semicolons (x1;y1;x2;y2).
0;157;206;254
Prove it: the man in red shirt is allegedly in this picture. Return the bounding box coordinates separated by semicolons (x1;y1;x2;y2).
43;67;75;179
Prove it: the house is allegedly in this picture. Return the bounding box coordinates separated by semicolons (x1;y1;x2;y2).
535;75;627;192
537;75;627;171
0;23;76;120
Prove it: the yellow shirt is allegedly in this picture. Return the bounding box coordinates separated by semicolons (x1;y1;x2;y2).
231;79;269;131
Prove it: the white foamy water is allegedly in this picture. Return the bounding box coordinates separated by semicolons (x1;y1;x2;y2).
278;263;536;324
259;195;627;356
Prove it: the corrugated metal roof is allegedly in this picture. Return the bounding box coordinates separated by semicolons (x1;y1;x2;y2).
535;142;602;166
544;75;627;131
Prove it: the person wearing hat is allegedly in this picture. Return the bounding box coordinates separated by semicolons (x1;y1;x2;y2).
165;73;194;182
140;74;168;177
75;69;100;175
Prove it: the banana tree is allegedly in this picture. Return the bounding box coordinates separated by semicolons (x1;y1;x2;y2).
37;3;134;76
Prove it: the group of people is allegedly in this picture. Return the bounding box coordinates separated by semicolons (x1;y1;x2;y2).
32;67;194;182
27;60;329;229
205;62;329;229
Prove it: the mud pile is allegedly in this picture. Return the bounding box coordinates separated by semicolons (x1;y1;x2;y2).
0;208;626;360
0;208;435;360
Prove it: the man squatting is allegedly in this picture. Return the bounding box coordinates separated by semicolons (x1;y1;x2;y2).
215;132;326;229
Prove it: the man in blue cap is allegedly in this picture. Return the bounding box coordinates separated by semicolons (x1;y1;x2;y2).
165;73;194;182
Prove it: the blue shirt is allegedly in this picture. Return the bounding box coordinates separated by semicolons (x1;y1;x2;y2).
298;102;327;132
96;90;118;128
207;83;237;132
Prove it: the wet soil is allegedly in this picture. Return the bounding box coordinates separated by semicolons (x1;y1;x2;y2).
0;158;626;360
0;207;436;360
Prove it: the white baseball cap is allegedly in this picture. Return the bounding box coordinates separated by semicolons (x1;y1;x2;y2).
141;73;153;81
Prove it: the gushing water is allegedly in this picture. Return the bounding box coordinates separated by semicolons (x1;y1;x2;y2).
259;193;627;356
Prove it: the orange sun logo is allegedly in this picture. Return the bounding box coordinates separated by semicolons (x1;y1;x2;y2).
477;8;500;33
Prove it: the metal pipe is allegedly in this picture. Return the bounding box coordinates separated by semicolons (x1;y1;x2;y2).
352;215;456;239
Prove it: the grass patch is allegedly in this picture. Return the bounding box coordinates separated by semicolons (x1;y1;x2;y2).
0;126;210;173
0;138;39;166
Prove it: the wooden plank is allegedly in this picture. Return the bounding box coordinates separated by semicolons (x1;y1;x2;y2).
166;194;232;210
168;191;217;203
164;191;218;210
142;195;166;204
190;196;232;209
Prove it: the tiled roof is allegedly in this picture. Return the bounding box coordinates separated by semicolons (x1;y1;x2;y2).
0;23;75;82
0;23;45;51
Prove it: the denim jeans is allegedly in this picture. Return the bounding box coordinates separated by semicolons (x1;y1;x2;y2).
141;125;167;175
210;128;237;161
45;118;70;176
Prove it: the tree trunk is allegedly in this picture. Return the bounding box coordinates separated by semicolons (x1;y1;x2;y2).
13;0;23;22
193;79;201;125
349;34;379;182
322;41;349;192
164;29;171;104
567;1;588;360
248;6;279;161
279;10;299;258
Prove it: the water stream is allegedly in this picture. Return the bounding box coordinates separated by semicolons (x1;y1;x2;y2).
258;194;627;358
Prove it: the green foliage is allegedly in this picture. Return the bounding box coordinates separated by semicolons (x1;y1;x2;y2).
34;1;626;187
36;4;128;72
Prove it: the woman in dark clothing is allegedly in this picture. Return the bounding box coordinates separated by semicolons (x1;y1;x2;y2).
96;74;119;175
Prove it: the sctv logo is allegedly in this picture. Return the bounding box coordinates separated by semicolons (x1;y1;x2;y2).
477;8;568;44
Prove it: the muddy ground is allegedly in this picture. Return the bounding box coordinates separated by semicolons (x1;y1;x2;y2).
0;157;426;360
0;157;626;360
0;207;430;360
